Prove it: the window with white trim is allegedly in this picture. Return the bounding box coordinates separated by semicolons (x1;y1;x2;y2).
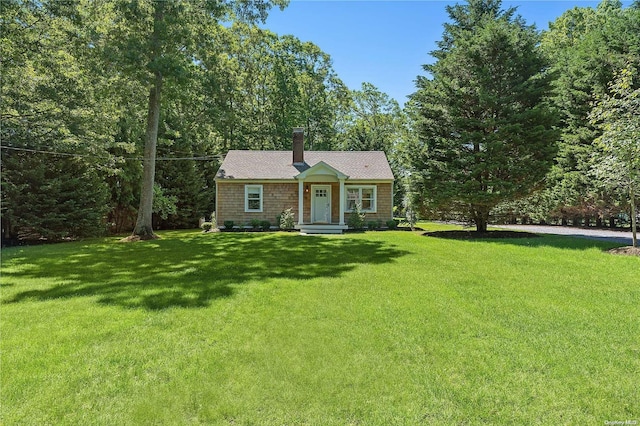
345;186;377;212
245;185;263;212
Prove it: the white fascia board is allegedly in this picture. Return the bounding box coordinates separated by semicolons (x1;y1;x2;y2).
295;161;349;180
215;179;297;184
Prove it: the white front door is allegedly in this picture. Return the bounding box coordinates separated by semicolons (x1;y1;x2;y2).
312;185;331;223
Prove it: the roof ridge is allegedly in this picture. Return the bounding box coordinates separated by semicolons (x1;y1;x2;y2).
224;149;386;153
216;150;394;180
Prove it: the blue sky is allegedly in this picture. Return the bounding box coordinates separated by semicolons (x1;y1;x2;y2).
262;1;633;105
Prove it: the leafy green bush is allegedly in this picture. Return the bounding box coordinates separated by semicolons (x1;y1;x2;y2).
200;222;213;232
152;184;178;220
386;219;398;230
348;203;366;230
367;221;379;230
260;220;271;231
279;208;295;230
250;219;262;229
223;220;234;229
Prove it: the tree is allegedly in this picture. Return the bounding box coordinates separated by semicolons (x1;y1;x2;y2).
2;154;109;241
1;0;115;243
410;0;558;231
539;1;640;226
340;83;408;208
199;24;348;153
589;67;640;246
340;83;403;152
97;0;288;240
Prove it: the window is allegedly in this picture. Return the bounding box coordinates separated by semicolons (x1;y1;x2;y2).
315;188;328;198
345;186;376;213
245;185;263;212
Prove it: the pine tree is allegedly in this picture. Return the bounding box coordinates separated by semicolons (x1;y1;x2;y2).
411;0;558;231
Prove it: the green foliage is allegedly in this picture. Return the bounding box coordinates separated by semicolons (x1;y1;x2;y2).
201;23;349;152
338;82;408;211
259;220;271;231
347;203;366;230
223;220;235;229
200;222;213;232
0;0;355;240
411;0;558;231
589;66;640;245
279;208;296;230
386;219;398;230
1;155;110;242
366;221;380;230
539;2;640;223
0;1;117;242
152;184;178;221
250;219;262;228
339;83;404;152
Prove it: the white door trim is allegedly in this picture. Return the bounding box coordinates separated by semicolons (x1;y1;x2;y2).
311;185;331;223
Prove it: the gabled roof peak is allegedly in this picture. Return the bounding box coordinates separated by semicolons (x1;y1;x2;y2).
295;160;349;180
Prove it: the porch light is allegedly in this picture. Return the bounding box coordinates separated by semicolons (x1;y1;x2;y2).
305;184;309;193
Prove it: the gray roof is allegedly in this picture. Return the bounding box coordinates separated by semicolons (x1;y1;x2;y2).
215;150;394;181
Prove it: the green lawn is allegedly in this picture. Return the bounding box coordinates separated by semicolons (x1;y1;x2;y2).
1;226;638;425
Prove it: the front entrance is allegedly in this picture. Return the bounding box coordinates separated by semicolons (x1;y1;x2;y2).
311;185;331;223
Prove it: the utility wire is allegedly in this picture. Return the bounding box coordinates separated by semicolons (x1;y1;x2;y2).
0;145;221;161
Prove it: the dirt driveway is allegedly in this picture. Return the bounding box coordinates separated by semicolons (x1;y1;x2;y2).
496;224;634;246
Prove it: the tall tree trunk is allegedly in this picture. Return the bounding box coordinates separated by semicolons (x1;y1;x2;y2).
131;3;164;240
132;72;163;239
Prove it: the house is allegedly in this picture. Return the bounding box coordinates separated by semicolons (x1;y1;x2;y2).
214;128;395;234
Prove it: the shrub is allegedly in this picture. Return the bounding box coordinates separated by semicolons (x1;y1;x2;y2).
367;221;379;230
250;219;262;229
223;220;234;229
386;219;398;230
210;212;217;228
406;208;418;231
348;203;366;230
200;222;213;232
279;208;295;230
260;220;271;231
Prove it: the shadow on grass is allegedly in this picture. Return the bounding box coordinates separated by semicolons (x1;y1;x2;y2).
3;232;409;310
424;230;623;252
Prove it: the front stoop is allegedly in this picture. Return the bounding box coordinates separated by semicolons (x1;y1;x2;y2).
295;224;349;234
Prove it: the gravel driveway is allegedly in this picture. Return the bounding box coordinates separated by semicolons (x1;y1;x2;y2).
496;224;634;246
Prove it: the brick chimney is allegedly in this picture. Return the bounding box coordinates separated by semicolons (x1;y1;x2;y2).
293;127;304;165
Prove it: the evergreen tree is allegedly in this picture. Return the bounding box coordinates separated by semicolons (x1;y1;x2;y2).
1;0;114;243
540;1;640;225
410;0;558;231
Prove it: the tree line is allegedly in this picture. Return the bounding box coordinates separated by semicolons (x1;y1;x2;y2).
1;0;638;245
405;0;639;241
1;0;404;244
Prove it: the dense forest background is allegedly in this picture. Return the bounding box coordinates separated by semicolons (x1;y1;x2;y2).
1;0;639;244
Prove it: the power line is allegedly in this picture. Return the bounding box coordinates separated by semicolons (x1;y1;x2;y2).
0;145;221;161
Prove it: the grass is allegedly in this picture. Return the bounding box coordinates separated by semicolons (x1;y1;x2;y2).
1;224;639;425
